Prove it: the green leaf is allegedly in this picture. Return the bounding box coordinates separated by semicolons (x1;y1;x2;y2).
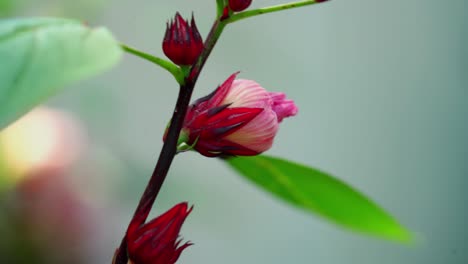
0;0;16;17
0;17;122;130
225;155;412;243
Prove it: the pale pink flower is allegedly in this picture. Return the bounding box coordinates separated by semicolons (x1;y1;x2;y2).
180;72;298;157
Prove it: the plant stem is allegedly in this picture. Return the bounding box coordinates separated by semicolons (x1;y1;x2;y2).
226;0;325;24
216;0;226;17
120;43;185;85
189;20;226;84
114;17;227;264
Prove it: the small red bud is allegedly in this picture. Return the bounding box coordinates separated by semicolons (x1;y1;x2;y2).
126;203;193;264
220;6;230;21
163;13;204;66
228;0;252;12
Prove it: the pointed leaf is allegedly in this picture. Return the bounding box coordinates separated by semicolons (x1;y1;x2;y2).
0;17;122;130
225;155;412;243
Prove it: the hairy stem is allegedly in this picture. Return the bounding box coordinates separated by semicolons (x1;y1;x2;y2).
114;16;227;264
226;0;327;24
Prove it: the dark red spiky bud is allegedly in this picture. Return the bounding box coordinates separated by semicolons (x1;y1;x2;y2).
163;13;204;66
228;0;252;12
126;203;193;264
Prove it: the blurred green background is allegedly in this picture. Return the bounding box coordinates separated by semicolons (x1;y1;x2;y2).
0;0;467;263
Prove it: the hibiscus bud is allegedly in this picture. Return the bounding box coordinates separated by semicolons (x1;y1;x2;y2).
163;13;204;66
180;72;298;157
126;203;193;264
228;0;252;12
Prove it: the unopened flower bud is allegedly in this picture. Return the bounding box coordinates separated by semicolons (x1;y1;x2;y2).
163;13;204;66
228;0;253;12
179;72;298;157
126;203;193;264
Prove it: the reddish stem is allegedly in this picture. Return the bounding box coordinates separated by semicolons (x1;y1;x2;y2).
114;17;226;264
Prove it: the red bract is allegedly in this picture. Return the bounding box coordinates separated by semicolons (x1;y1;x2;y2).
228;0;252;12
180;72;298;157
163;13;204;66
126;203;192;264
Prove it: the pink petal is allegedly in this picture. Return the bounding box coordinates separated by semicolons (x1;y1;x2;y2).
269;92;298;122
223;79;272;108
224;109;278;153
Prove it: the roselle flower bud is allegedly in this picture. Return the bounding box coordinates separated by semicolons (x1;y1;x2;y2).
163;13;204;66
228;0;252;12
180;72;298;157
126;203;192;264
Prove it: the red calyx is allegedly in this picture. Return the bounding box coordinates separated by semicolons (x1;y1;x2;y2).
184;105;263;157
163;13;204;66
228;0;252;12
126;203;193;264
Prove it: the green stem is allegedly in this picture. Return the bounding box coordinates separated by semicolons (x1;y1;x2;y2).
226;0;326;24
216;0;226;17
120;43;185;85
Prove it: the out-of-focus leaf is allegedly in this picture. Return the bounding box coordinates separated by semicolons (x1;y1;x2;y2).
225;155;412;243
0;150;12;192
0;168;6;191
0;17;122;130
0;0;16;17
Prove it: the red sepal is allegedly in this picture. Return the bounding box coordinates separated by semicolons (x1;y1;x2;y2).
127;203;192;264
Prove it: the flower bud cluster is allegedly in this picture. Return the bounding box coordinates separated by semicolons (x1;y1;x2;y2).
145;5;300;264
